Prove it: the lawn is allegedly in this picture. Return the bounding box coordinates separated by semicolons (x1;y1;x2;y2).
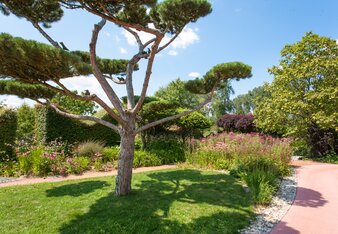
0;169;253;234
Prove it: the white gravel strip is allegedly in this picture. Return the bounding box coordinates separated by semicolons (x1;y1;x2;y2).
0;177;19;184
241;167;297;234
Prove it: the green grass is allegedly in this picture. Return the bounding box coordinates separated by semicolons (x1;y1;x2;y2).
0;169;253;234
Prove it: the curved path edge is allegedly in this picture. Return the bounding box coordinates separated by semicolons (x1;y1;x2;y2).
271;161;338;234
0;165;177;188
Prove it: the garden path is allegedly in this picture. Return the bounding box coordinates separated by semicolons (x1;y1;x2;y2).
271;160;338;234
0;165;177;188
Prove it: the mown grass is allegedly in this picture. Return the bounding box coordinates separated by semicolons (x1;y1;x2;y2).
0;169;253;234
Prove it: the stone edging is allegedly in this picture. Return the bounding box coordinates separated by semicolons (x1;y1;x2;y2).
241;167;297;234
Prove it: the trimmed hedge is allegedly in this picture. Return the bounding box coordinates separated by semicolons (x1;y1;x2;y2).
35;106;119;146
0;108;17;161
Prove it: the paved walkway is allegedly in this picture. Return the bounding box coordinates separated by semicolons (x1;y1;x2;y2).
271;161;338;234
0;165;177;188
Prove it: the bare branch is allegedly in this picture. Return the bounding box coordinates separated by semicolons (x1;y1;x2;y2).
89;18;125;116
31;22;61;49
48;103;120;133
123;26;143;52
144;38;156;49
132;37;163;113
104;75;126;84
42;81;125;124
136;96;212;134
157;29;183;54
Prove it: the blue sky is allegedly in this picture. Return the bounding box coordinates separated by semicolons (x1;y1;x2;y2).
1;0;338;107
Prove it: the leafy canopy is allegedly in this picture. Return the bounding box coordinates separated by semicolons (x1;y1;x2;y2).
254;32;338;137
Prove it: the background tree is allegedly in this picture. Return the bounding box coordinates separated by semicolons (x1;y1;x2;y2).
209;80;234;119
232;85;269;114
155;78;203;109
254;32;338;157
0;0;252;195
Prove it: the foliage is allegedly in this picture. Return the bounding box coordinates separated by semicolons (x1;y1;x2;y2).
52;92;98;115
217;114;256;133
35;106;119;146
133;150;161;167
101;147;120;163
145;138;186;164
16;104;35;141
0;170;253;233
155;78;203;109
185;62;252;94
75;140;105;158
67;156;90;174
254;32;338;157
0;108;17;161
232;85;269;114
210;80;234;118
186;132;292;204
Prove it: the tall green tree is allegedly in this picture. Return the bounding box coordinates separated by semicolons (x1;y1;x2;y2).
155;78;203;109
232;85;269;114
255;32;338;156
210;80;234;118
0;0;252;195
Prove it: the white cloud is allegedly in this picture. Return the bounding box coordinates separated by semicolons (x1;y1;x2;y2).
188;72;200;78
120;47;128;54
170;27;199;49
0;95;35;108
121;26;200;52
103;31;111;37
168;50;178;56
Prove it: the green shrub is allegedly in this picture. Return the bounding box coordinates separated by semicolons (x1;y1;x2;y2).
133;151;162;168
16;104;35;141
75;141;104;157
18;154;33;175
93;160;103;171
67;156;89;174
0;108;17;161
146;139;186;164
239;169;277;205
102;147;120;162
31;148;51;177
0;162;19;177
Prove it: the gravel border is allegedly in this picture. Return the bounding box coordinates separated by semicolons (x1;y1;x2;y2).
0;177;19;184
241;167;297;234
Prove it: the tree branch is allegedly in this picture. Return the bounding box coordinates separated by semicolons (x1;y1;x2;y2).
89;18;125;117
136;96;212;134
157;29;183;54
132;37;163;113
53;80;125;124
48;103;120;133
104;75;126;85
31;22;61;49
79;2;161;36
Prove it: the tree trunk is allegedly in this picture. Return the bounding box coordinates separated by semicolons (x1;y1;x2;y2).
115;128;135;196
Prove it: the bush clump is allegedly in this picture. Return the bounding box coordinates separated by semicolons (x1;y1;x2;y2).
187;132;292;205
75;141;104;157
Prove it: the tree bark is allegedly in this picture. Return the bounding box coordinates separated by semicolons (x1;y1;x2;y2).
115;127;136;196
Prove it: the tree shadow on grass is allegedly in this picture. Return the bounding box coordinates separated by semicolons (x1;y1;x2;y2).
46;181;110;197
54;169;253;234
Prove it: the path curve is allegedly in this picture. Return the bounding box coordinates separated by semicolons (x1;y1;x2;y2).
0;165;177;188
271;161;338;234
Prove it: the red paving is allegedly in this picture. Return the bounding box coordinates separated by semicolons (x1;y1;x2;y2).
271;161;338;234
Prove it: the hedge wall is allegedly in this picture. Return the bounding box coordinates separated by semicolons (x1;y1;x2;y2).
0;108;17;161
35;106;119;146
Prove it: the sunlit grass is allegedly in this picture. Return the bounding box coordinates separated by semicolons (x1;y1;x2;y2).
0;169;253;234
